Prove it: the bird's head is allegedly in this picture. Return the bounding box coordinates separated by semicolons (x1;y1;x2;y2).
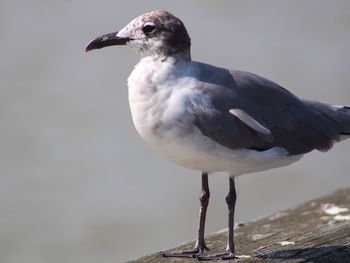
86;10;191;60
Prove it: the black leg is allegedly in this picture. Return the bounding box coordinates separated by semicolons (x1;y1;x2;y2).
195;172;210;252
225;176;236;256
198;176;237;261
161;172;210;258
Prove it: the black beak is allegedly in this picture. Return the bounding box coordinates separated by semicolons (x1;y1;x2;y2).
85;31;131;52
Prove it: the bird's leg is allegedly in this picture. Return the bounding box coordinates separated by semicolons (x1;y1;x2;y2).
195;172;210;252
223;176;237;258
161;172;210;258
198;176;237;261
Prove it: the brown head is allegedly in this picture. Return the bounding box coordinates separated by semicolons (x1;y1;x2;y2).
86;10;191;60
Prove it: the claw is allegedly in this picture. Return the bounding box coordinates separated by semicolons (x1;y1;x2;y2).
160;242;210;259
197;252;236;261
160;249;203;259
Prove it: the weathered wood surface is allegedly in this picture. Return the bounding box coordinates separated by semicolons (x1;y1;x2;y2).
127;188;350;262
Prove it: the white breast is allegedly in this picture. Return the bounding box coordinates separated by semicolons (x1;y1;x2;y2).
127;57;196;143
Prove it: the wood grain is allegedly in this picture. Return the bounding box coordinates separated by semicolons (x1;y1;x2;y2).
127;189;350;262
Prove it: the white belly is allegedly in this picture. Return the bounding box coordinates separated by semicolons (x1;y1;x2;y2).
132;110;302;175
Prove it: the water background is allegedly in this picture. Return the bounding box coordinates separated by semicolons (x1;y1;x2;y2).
1;1;350;262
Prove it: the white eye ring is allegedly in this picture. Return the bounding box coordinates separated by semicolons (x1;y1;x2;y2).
142;22;156;34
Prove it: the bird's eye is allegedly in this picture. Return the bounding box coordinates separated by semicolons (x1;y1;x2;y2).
142;23;156;34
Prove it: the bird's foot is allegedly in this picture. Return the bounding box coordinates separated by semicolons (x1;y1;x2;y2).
197;252;236;261
160;246;209;259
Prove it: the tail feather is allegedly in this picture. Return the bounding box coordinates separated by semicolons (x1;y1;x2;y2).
334;106;350;135
304;100;350;137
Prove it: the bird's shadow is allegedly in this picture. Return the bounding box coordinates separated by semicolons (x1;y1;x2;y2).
256;245;350;263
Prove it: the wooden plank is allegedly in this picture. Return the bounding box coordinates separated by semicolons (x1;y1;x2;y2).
127;188;350;262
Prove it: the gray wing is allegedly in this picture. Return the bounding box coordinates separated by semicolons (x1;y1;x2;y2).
191;63;347;155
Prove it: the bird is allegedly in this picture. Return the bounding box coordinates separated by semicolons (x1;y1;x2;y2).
86;10;350;260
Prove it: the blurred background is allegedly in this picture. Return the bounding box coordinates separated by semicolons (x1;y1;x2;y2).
1;0;350;262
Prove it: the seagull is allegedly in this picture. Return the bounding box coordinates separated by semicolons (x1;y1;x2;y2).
86;10;350;260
